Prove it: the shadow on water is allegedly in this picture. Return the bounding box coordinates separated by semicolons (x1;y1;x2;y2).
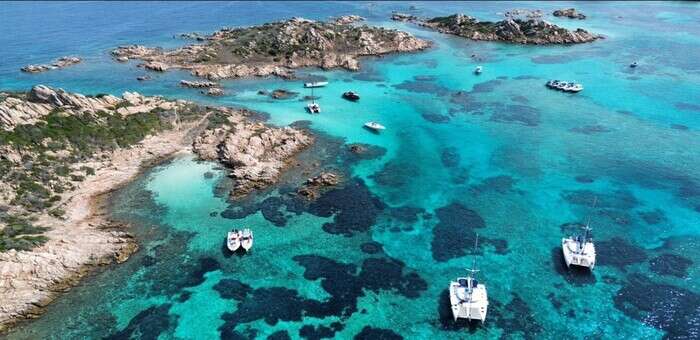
550;247;596;286
220;238;251;258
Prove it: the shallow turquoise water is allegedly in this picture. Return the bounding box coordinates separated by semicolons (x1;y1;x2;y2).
4;2;700;339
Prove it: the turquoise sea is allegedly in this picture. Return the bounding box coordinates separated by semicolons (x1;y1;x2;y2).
3;1;700;339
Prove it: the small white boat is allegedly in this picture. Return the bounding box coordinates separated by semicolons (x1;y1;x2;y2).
562;199;597;270
304;81;328;88
364;121;386;131
562;82;584;92
630;61;638;68
474;66;483;75
449;236;488;323
307;102;321;114
227;229;242;252
241;228;253;252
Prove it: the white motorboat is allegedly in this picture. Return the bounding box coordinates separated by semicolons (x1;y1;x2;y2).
227;229;242;252
304;81;328;88
562;82;584;92
307;102;321;114
474;66;483;75
364;121;386;131
562;199;597;270
449;236;488;323
241;228;253;252
630;61;638;68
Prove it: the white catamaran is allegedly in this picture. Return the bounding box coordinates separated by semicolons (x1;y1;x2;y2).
449;236;489;324
562;198;597;270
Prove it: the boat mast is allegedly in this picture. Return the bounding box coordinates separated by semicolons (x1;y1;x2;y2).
580;197;596;253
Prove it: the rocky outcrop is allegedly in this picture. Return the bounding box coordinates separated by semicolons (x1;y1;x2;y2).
180;80;218;88
192;114;313;198
553;8;586;20
112;17;430;80
391;12;419;22
333;15;364;25
20;56;81;73
394;13;600;44
297;171;341;200
270;89;298;99
0;85;179;130
204;88;224;96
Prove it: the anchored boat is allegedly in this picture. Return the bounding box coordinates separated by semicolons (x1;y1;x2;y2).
342;91;360;101
227;229;242;252
474;66;483;75
562;198;597;270
364;121;386;131
304;81;328;88
449;236;488;324
241;228;254;252
306;86;321;114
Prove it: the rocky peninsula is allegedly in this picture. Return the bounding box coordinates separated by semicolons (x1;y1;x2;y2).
0;85;313;331
20;57;81;73
392;13;599;44
111;17;430;80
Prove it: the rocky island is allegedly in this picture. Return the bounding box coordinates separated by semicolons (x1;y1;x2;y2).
553;8;586;20
111;17;430;80
20;56;82;73
0;85;313;331
393;12;599;44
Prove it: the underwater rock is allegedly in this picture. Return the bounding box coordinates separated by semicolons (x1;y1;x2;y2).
298;171;341;200
596;237;647;269
271;89;298;99
104;304;175;340
431;203;486;262
649;253;692;278
354;326;403;340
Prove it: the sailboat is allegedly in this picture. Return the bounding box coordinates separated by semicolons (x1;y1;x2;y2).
449;235;489;324
562;198;597;270
306;86;320;114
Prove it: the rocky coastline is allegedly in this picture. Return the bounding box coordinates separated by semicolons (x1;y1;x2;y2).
111;17;430;80
392;12;600;44
20;56;81;73
0;85;314;331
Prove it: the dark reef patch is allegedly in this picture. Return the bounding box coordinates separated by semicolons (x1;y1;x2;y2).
649;253;693;278
105;304;175;340
569;124;612;134
431;203;485;262
360;241;383;254
354;326;403;340
471;175;516;194
471;79;502;93
675;102;700;112
614;274;700;339
389;205;425;224
259;196;288;227
638;209;666;225
597;237;647;269
267;330;292;340
345;143;387;162
510;95;529;104
550;247;596;286
513;75;539;80
574;175;595;183
421;112;451;123
561;189;638;210
670;124;689;131
531;54;573;64
299;324;338;339
490;105;540;127
440;147;460;168
214;278;253;301
491;293;543;339
371;160;420;188
393;77;450;96
307;178;385;236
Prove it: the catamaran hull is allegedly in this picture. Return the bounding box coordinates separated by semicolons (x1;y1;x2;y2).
562;238;596;269
449;282;488;323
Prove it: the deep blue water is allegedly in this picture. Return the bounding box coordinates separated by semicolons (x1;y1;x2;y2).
3;1;700;339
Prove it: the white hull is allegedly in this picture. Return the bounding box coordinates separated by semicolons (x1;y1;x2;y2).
449;279;488;323
562;238;596;269
241;229;253;252
304;81;328;88
364;122;386;131
227;231;241;252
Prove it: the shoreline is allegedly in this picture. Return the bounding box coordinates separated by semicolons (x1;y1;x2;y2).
0;118;209;333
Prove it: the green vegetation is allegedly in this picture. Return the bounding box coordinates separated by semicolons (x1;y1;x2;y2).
0;214;49;252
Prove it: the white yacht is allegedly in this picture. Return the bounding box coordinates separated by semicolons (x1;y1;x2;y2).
562;82;584;93
364;121;386;131
474;66;483;75
241;228;254;252
449;237;488;324
562;199;597;269
304;81;328;88
227;229;242;252
307;102;321;114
